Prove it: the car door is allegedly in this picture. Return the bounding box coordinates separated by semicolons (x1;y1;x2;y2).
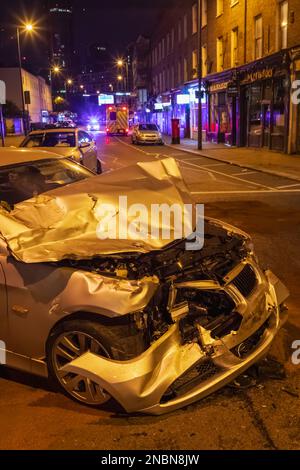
78;130;97;173
0;239;8;354
0;253;56;359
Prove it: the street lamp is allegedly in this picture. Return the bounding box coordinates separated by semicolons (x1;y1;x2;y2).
116;58;129;92
16;22;35;135
49;65;61;88
25;24;34;32
197;0;203;150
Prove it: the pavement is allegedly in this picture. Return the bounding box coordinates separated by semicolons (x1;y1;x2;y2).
164;135;300;182
1;135;24;148
0;132;299;450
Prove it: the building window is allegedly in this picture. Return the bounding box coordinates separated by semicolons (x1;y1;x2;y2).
217;36;224;72
166;33;170;54
192;3;198;34
184;57;188;81
171;66;175;88
217;0;224;16
162;37;165;58
178;20;182;42
254;15;263;59
184;14;188;39
192;50;198;78
162;69;166;91
171;28;175;50
279;1;288;49
202;0;208;27
202;44;207;77
158;42;162;62
231;28;238;67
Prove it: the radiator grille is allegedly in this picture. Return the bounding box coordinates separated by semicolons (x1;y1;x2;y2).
161;359;221;403
232;264;257;298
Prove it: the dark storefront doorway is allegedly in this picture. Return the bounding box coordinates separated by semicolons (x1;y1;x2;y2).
241;76;288;152
262;103;271;147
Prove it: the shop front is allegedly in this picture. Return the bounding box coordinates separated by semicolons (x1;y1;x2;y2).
188;84;208;141
288;47;300;154
239;53;290;153
206;77;237;146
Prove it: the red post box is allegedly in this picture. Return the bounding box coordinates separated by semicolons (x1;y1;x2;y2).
171;118;180;144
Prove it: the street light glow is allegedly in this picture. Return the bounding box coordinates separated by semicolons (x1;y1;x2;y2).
67;79;73;85
25;23;34;32
53;66;61;73
117;75;123;81
117;59;124;67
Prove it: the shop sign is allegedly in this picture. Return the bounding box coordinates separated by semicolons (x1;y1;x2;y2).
189;87;206;104
154;103;163;110
177;94;190;105
209;82;229;93
227;82;239;97
162;94;171;103
241;68;274;85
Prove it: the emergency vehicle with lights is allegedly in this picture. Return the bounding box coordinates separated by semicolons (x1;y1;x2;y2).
106;105;129;136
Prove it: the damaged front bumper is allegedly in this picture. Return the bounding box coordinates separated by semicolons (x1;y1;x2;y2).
62;266;289;415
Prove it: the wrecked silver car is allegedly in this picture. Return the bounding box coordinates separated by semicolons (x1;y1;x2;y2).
0;149;289;414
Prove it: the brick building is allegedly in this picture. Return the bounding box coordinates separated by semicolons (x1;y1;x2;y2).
147;0;300;154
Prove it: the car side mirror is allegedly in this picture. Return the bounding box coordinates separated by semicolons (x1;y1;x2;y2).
79;142;90;149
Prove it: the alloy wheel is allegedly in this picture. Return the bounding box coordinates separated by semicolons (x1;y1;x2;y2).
52;331;111;405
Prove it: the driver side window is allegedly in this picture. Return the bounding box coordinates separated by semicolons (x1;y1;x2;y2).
78;131;92;145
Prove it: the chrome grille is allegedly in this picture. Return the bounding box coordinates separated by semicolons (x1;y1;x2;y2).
232;264;257;298
161;359;221;402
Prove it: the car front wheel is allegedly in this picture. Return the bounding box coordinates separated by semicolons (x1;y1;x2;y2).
46;318;146;407
96;159;102;174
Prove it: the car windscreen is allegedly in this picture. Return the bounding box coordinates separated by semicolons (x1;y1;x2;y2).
138;124;158;131
23;132;76;148
0;158;92;207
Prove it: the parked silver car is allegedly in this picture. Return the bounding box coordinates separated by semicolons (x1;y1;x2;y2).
132;123;164;145
0;149;289;414
20;128;102;174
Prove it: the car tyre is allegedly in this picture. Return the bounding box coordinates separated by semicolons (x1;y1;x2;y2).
96;159;102;174
46;318;146;407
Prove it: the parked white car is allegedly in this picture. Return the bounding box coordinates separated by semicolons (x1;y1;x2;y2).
20;128;102;174
132;124;164;145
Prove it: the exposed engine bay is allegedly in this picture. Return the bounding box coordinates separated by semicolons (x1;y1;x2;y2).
54;218;251;349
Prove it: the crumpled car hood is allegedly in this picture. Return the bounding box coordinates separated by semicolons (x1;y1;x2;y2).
0;158;195;263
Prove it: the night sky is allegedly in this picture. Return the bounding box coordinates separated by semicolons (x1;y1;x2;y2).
1;0;174;72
